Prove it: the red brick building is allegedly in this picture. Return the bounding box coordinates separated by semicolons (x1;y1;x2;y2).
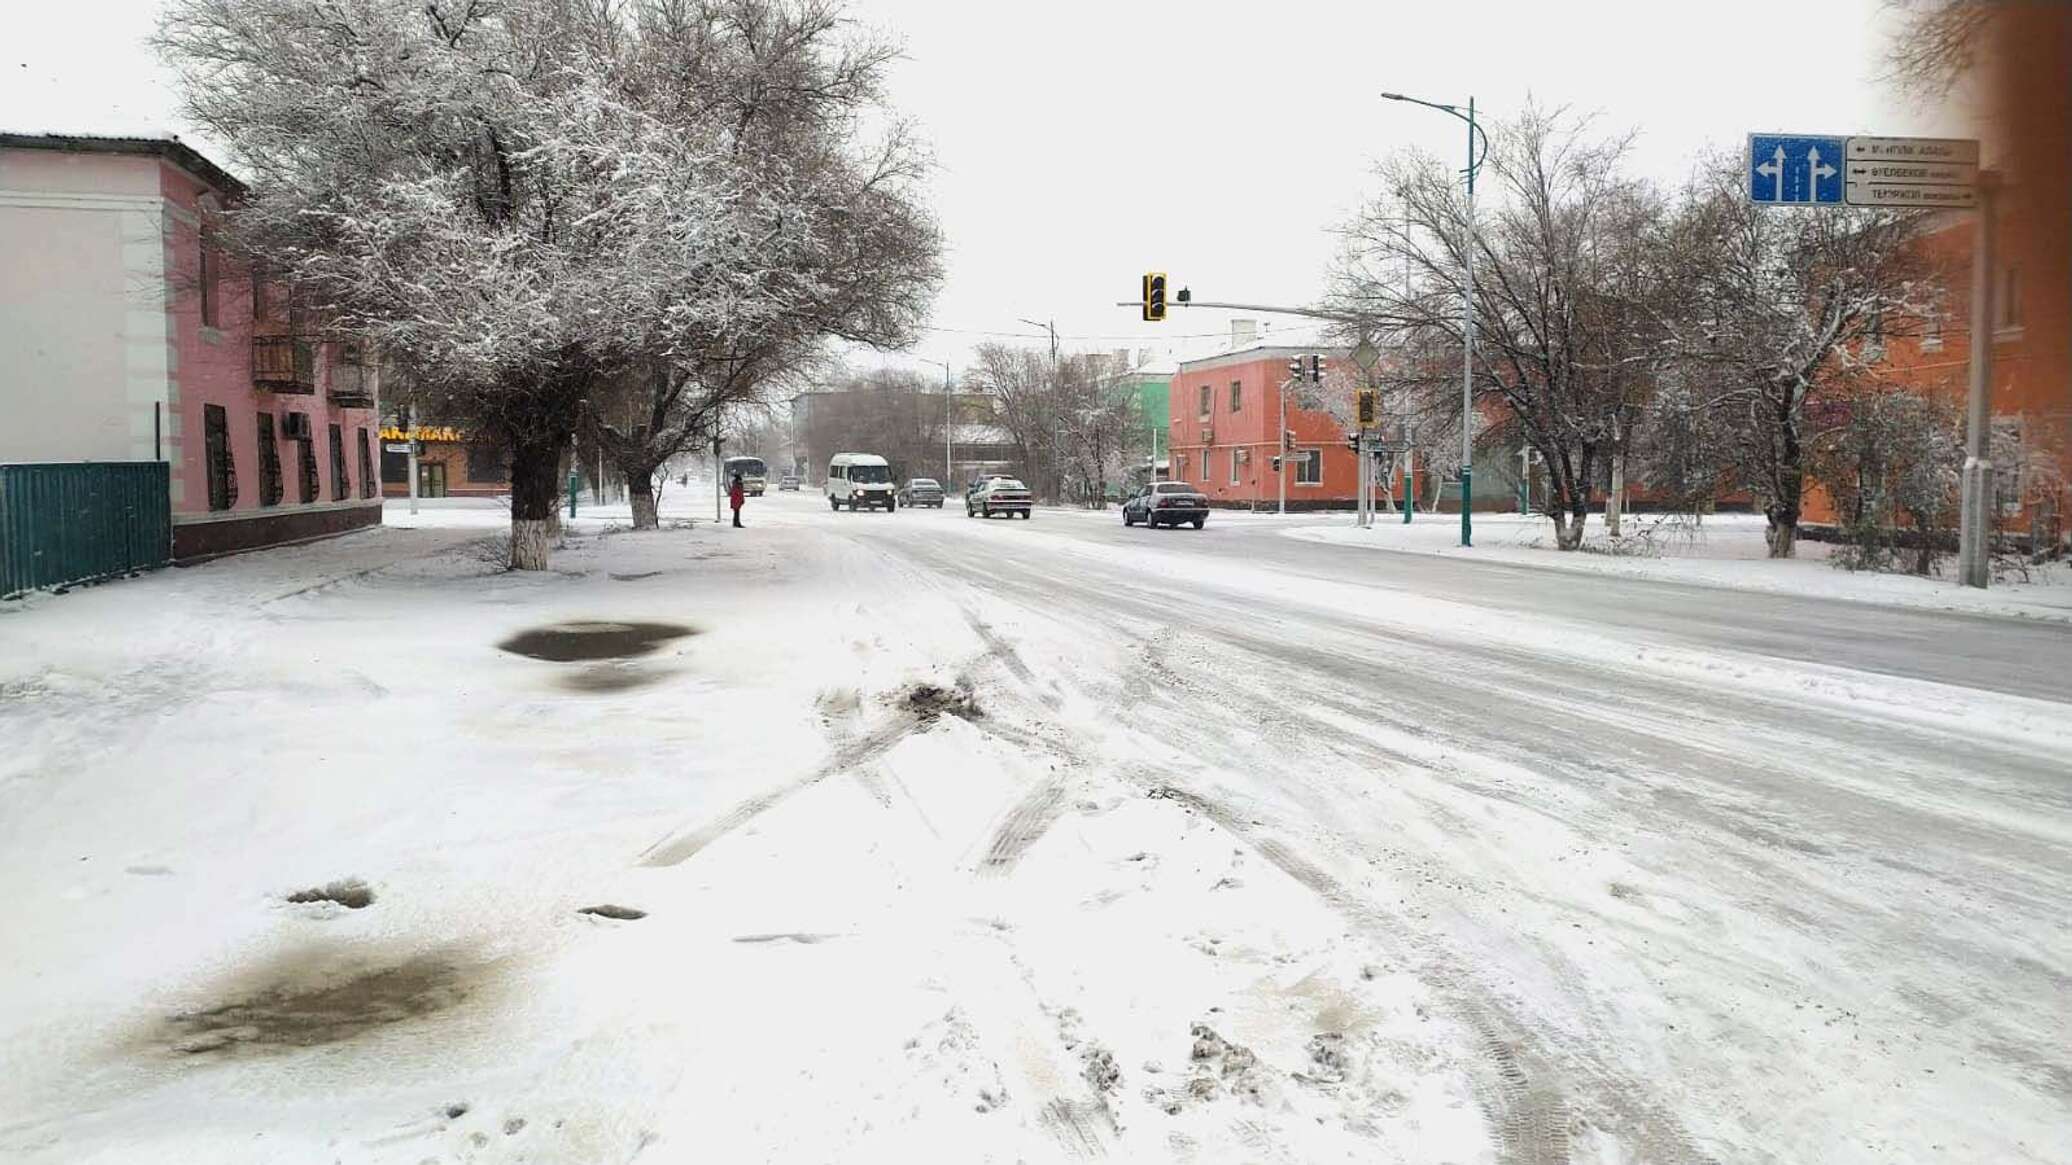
1166;345;1357;509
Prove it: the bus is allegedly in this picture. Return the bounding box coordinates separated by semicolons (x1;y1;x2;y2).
723;456;768;496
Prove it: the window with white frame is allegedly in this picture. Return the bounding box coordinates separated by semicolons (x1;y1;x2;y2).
1229;380;1242;413
1921;309;1943;352
1229;447;1241;485
1294;449;1322;485
1997;264;2023;332
1198;384;1212;418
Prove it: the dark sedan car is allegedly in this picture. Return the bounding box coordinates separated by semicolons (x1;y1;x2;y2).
1123;481;1209;529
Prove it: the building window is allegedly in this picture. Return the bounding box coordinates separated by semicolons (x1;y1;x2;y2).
1197;383;1212;419
1295;449;1322;485
328;423;348;501
256;413;283;506
1229;448;1241;485
1921;310;1943;352
1229;380;1242;413
356;428;377;499
199;229;219;329
296;422;319;502
1997;264;2022;332
203;404;237;510
465;442;510;484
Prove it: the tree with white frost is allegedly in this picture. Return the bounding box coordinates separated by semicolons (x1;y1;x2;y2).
576;0;940;528
156;0;938;559
1657;155;1931;557
1330;108;1666;549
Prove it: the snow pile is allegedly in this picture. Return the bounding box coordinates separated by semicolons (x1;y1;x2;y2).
1285;511;2072;622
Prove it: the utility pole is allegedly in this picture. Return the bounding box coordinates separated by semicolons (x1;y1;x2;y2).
924;359;954;484
405;403;420;516
1959;172;2001;588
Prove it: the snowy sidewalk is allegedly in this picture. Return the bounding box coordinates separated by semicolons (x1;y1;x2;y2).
1284;511;2072;623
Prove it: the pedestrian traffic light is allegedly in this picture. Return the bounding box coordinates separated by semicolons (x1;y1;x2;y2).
1346;432;1360;451
1142;273;1167;322
1271;456;1283;471
1356;389;1377;427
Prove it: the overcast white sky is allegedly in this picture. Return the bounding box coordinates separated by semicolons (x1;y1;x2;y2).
5;0;1966;378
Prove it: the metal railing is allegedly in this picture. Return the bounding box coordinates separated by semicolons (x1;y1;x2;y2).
253;335;315;392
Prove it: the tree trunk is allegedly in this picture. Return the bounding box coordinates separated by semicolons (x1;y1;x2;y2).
1554;504;1589;550
1765;506;1799;558
509;435;563;571
625;464;661;530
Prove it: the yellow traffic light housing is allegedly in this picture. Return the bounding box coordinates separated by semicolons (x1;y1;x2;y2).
1142;272;1167;322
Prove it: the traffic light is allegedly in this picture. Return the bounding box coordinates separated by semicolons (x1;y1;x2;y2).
1307;353;1324;383
1270;456;1283;472
1287;357;1302;383
1142;272;1167;322
1356;389;1377;427
1346;432;1361;452
1283;428;1296;452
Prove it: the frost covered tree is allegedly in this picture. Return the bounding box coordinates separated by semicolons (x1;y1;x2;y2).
1657;155;1931;557
156;0;938;557
577;0;941;528
1807;389;1962;574
1330;108;1666;549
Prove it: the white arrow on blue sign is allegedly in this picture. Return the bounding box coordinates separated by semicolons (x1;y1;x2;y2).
1748;134;1847;205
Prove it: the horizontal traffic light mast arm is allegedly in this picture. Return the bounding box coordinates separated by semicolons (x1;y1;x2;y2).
1113;298;1363;323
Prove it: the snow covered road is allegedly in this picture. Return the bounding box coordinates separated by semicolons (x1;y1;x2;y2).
1;495;2066;1163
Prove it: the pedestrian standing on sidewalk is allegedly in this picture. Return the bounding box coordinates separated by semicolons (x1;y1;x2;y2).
728;472;745;528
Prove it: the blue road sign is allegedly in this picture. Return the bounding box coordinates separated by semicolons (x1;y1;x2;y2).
1748;134;1846;205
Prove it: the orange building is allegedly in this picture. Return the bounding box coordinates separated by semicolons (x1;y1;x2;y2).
1166;346;1359;509
1802;3;2071;554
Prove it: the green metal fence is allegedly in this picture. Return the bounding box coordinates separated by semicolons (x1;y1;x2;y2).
0;462;171;598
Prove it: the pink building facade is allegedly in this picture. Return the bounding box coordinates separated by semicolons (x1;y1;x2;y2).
0;133;382;560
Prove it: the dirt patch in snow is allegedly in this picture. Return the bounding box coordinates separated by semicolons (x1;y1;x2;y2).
159;947;483;1055
284;878;374;909
897;681;983;723
577;904;646;920
498;620;696;662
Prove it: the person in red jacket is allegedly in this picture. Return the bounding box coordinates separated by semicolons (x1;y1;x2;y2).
728;472;745;528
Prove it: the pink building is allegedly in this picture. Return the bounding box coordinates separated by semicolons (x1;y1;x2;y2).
1167;343;1358;510
0;133;381;560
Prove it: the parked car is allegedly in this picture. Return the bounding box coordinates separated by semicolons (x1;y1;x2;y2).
777;474;801;491
826;452;897;511
1123;481;1209;529
966;476;1033;519
897;478;945;508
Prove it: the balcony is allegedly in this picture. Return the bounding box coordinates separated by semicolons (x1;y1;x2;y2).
327;360;375;409
253;335;315;394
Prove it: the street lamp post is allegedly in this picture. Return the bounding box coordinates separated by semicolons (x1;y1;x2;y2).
923;358;954;486
1381;90;1488;548
1017;317;1059;499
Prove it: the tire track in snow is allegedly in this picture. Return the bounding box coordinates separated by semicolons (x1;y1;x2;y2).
1141;781;1582;1165
978;778;1067;874
635;714;922;867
